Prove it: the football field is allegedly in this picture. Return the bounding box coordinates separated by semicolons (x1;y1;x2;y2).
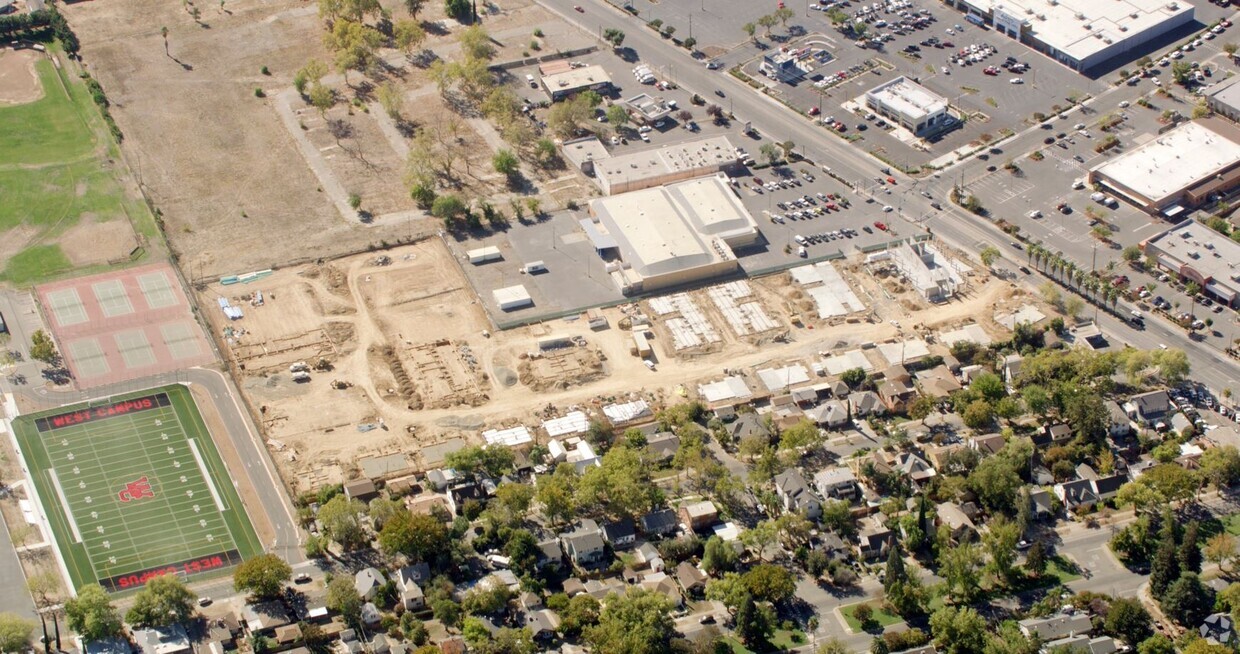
12;384;261;592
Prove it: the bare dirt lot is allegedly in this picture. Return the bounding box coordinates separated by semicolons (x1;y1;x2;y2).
64;0;598;280
197;235;1035;492
0;48;42;105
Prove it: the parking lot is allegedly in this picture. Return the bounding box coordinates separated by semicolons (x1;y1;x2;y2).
739;7;1112;170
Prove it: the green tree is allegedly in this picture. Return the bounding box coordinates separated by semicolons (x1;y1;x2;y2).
29;330;57;363
394;19;426;55
318;495;369;549
734;594;771;646
841;367;866;389
126;574;197;628
459;25;495;59
233;553;292;600
1025;541;1048;577
822;499;856;537
1139;635;1175;654
1104;598;1153;647
536;464;577;526
0;613;34;653
930;606;988;654
701;536;737;575
606;104;630;130
1172;61;1193;84
965;455;1022;515
444;0;471;22
962;399;995;430
1181;521;1202;573
983;516;1020;583
779;419;820;450
743;564;795;604
742;22;757;42
757;13;778;37
980;245;1001;267
493;148;519;177
324;19;384;82
558;594;601;637
309;83;334;116
602;28;625;48
938;543;982;603
1199;446;1240;490
1161;573;1213;626
403;0;425;16
576;446;662;519
377;81;405;120
65;584;123;641
585;589;676;654
431;194;467;222
1205;533;1238;574
327;576;363;626
1150;526;1180;595
294;59;328;95
379;511;449;563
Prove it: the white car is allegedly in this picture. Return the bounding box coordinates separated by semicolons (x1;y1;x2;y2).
882;205;893;212
1152;77;1162;86
1009;77;1024;84
794;234;808;245
1028;210;1042;219
1119;100;1130;108
1171;51;1184;59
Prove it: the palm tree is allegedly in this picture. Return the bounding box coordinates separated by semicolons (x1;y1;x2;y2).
1109;288;1120;311
1064;262;1078;288
1186;281;1202;318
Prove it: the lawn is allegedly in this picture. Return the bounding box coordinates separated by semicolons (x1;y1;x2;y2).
0;58;97;165
0;51;158;285
1222;513;1240;536
722;629;808;653
841;601;905;632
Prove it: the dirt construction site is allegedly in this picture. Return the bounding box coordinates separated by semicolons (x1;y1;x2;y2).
193;236;1051;492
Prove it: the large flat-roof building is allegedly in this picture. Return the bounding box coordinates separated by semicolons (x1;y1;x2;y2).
864;77;952;138
540;63;613;101
593;136;739;195
585;176;759;294
1088;119;1240;217
945;0;1195;72
1143;221;1240;308
620;94;674;125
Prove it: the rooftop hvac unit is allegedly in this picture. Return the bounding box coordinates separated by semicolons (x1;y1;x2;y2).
1026;7;1033;13
1104;37;1113;43
1075;12;1085;19
1131;12;1139;17
1167;2;1178;8
1120;25;1128;31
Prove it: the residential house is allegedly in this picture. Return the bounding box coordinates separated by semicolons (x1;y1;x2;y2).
970;433;1006;456
646;432;681;462
396;564;428;611
773;470;823;519
1124;390;1173;427
561;519;608;567
360;603;381;627
1018;611;1093;640
526;610;561;642
602;519;637;550
536;532;565;571
1002;354;1023;386
1105;401;1132;437
891;647;938;654
675;561;708;595
1042;635;1118;654
343;479;378;502
242;601;294;635
850;390;887;417
132;626;192;654
680;500;719;532
1044;423;1074;446
817;532;850;561
640;572;684;608
1201;613;1236;647
447;481;490;515
937;501;977;542
878;378;919;413
727;414;771;443
916;365;962;399
274;625;303;648
640;508;679;538
634;541;665;572
355;568;386;601
813;467;858;500
805;399;851;429
1029;488;1055;520
828;380;851;398
407;493;451;518
875;451;936;490
857;518;894;560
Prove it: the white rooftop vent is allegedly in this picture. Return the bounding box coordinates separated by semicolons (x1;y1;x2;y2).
1168;2;1178;8
1075;12;1086;19
1120;25;1129;31
1104;37;1113;43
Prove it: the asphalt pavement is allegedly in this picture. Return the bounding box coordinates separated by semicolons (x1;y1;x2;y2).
533;0;1240;396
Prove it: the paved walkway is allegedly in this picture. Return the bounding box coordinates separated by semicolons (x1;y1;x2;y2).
0;510;37;618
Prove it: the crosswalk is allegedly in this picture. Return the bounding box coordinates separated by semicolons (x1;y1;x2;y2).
968;173;1034;203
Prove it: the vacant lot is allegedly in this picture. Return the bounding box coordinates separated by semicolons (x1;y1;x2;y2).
0;49;155;284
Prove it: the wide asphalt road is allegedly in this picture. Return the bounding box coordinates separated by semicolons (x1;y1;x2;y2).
531;0;1240;394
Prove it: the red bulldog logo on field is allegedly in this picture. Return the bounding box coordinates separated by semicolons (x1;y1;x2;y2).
117;477;156;503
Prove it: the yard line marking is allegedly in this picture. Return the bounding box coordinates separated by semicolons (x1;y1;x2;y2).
188;439;226;512
48;470;82;543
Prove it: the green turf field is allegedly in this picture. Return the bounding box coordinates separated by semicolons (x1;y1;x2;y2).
12;384;262;592
0;53;159;284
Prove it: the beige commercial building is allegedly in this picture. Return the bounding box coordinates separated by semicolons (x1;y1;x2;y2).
1088;119;1240;217
1143;221;1240;309
540;62;613;101
584;176;760;294
594;136;739;195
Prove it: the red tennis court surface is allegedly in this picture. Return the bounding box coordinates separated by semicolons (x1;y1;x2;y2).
36;264;215;389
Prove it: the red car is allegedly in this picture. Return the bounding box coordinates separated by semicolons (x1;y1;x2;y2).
808;106;820;116
886;176;896;184
983;66;999;75
874;221;888;231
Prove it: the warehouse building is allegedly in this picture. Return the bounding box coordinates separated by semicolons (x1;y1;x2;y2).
1087;119;1240;217
540;62;613;101
1206;78;1240;123
863;77;953;138
583;176;760;294
943;0;1195;72
593;136;739;195
1143;221;1240;308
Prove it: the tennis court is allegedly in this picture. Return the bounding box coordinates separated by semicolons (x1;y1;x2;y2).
12;384;261;592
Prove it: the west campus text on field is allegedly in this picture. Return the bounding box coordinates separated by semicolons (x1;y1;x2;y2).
11;384;261;592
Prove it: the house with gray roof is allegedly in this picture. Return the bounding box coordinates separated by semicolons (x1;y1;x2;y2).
773;469;822;519
561;519;608;567
355;567;386;601
1018;611;1093;640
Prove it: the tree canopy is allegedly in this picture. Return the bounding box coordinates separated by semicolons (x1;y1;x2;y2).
126;574;198;628
65;584;123;641
585;589;676;654
233;553;292;600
